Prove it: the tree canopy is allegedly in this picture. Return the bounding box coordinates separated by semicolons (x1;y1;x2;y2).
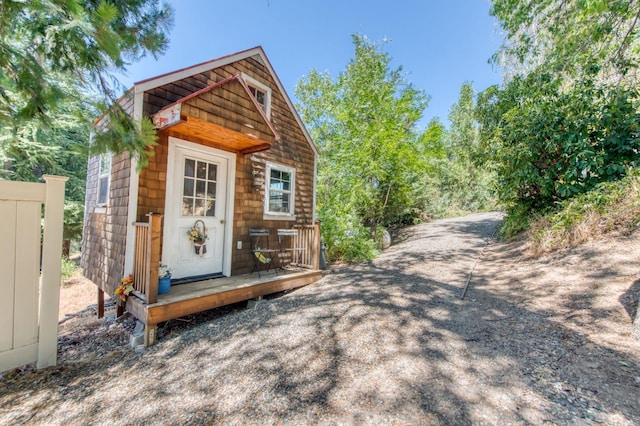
491;0;640;85
0;0;174;165
296;35;432;261
478;0;640;234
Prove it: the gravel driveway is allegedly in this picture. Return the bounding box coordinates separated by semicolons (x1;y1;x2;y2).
2;211;639;425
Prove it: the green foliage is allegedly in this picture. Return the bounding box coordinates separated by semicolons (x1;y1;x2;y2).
428;81;498;217
0;0;173;166
478;71;640;211
548;171;637;230
447;82;479;162
429;158;497;216
61;256;79;282
297;35;431;261
318;203;379;263
0;99;89;241
90;103;159;170
64;201;85;243
499;203;535;240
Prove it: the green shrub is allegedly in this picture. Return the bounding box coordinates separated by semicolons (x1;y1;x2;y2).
500;203;535;240
319;208;379;263
60;256;79;282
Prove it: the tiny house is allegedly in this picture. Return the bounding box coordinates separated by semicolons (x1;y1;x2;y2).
82;47;321;344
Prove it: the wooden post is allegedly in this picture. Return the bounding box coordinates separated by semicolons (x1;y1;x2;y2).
97;288;104;319
312;221;321;270
37;175;68;369
146;214;162;305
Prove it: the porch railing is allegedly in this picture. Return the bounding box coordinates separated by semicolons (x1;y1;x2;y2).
293;222;321;270
132;214;162;304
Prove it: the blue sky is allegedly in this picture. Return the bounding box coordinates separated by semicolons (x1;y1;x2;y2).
119;0;504;129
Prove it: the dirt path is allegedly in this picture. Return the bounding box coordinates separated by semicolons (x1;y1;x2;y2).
1;212;639;425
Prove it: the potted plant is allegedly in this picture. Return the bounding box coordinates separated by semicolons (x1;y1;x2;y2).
158;263;173;295
114;274;135;305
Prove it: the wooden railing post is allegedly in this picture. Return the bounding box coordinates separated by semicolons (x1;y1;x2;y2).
312;221;321;270
146;214;162;304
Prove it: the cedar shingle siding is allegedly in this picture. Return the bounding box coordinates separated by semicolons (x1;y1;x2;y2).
82;152;131;294
83;51;316;291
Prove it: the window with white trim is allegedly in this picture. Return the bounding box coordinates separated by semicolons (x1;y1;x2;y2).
264;162;295;217
249;86;267;111
97;154;111;206
242;73;272;118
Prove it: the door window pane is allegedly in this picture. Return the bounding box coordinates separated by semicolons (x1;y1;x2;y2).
207;182;216;198
194;198;205;216
182;197;193;216
183;178;194;197
206;200;216;217
197;161;207;179
184;159;195;177
208;164;217;181
196;180;206;197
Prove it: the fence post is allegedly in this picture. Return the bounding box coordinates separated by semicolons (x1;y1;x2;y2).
37;175;68;369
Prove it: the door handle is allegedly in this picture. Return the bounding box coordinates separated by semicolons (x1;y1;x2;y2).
220;219;225;224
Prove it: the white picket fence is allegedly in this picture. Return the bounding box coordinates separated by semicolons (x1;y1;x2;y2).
0;176;67;372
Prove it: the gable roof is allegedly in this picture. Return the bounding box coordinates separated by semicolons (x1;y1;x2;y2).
134;46;317;156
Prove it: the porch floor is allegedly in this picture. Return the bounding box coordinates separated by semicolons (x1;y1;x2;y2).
126;268;322;337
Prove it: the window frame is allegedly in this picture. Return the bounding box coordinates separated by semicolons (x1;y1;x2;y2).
264;161;295;220
97;153;111;207
242;72;272;118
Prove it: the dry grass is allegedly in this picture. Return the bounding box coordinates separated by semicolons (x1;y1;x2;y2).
58;274;99;324
528;173;640;256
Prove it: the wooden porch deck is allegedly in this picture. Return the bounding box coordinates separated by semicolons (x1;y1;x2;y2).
125;268;322;345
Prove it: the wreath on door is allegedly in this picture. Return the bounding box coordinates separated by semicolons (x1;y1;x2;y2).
187;219;208;255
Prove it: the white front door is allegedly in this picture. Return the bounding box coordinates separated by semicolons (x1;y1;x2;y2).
164;138;234;279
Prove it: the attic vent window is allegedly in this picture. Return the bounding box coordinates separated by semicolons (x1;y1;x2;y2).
242;73;272;118
249;86;266;111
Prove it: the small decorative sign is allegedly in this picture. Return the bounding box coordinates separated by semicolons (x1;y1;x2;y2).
152;103;181;129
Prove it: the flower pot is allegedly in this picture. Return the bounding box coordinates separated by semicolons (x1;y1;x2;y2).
158;275;171;295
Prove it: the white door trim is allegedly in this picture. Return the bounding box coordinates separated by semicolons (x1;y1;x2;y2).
165;136;236;277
